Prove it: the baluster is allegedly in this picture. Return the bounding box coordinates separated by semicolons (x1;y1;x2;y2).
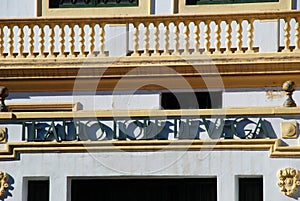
0;25;3;58
99;23;106;57
87;23;95;57
153;21;161;56
236;19;243;53
224;20;232;54
283;17;291;52
204;20;211;54
295;17;300;52
17;25;25;58
78;23;85;57
67;24;75;57
132;22;140;56
246;18;254;53
214;20;221;54
6;25;14;58
173;21;180;55
37;25;45;58
27;24;35;58
47;23;55;58
183;20;190;55
58;24;66;58
192;20;200;55
162;21;170;56
142;22;150;56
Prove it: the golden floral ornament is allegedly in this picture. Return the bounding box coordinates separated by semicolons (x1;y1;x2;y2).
278;167;300;196
0;171;8;197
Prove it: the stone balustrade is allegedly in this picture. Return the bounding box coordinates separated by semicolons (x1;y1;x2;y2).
0;10;299;58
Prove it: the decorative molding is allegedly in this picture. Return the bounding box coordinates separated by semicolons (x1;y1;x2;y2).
0;106;299;120
0;139;288;160
2;54;300;92
282;80;297;107
277;167;300;196
178;0;291;14
281;122;298;138
0;139;299;160
0;171;8;197
0;128;6;143
7;102;82;112
4;107;300;120
39;0;151;16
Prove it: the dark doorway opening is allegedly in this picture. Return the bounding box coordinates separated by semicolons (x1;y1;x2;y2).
71;178;217;201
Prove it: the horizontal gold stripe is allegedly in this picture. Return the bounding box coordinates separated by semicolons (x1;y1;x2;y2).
0;139;298;160
0;107;298;120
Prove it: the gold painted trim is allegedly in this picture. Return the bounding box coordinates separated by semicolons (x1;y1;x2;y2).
0;139;299;160
38;0;152;16
0;139;278;160
0;106;294;120
1;53;300;91
7;102;82;112
0;113;13;120
0;171;8;197
178;0;291;14
5;107;300;120
0;128;6;143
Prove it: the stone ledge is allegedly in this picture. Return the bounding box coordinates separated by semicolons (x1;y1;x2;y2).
0;53;300;92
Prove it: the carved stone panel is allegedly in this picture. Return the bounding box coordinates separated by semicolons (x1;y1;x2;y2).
281;122;298;139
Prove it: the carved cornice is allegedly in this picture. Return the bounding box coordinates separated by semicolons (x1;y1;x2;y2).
278;167;300;196
1;54;300;92
0;171;8;197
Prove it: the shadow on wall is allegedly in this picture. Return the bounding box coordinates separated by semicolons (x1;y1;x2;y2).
204;118;277;139
289;188;300;200
0;174;14;201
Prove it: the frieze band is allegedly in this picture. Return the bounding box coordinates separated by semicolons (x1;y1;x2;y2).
17;117;269;142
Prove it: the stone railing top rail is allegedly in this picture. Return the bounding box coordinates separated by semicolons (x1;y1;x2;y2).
1;10;300;21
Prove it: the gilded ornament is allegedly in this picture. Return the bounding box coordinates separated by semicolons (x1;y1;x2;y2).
0;127;6;142
277;167;300;196
0;171;8;197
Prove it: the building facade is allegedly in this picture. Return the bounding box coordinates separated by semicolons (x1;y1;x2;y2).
0;0;300;200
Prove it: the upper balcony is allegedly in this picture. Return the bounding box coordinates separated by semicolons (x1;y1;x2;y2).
1;10;300;92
